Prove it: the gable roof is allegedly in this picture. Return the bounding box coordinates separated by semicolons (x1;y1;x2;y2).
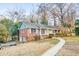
19;22;38;30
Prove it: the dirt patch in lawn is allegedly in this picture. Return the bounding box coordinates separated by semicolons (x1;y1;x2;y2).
0;38;58;56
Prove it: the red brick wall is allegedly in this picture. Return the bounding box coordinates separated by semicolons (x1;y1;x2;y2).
20;29;29;37
19;29;37;41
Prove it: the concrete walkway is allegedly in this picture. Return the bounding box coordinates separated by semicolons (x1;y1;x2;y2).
42;38;65;56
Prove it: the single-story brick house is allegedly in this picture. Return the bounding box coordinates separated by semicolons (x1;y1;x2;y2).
18;22;54;42
17;21;62;42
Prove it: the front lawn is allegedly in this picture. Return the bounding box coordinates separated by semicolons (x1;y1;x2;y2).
0;38;59;56
62;36;79;45
50;38;59;44
56;36;79;56
36;37;59;45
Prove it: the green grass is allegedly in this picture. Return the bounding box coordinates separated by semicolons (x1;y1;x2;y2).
34;37;59;45
50;38;59;44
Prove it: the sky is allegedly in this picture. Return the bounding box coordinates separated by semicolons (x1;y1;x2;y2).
0;3;79;14
0;3;79;18
0;3;39;16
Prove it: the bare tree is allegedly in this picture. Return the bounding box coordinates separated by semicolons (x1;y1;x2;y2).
29;4;39;24
30;9;35;23
6;8;26;22
37;3;48;25
49;3;75;26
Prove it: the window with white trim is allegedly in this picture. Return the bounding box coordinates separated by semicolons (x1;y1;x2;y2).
31;28;36;33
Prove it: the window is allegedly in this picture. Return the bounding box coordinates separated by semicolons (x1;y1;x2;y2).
58;30;60;32
55;30;57;32
31;28;36;33
41;29;45;34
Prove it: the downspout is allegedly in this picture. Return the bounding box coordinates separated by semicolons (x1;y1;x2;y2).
17;30;19;41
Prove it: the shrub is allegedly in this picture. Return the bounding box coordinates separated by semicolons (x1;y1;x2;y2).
75;27;79;36
0;24;9;43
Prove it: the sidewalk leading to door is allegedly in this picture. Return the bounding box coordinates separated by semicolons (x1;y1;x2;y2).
42;38;65;56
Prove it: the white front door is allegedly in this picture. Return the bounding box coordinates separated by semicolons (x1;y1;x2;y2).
20;36;27;43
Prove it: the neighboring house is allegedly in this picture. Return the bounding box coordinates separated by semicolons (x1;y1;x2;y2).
18;22;54;42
